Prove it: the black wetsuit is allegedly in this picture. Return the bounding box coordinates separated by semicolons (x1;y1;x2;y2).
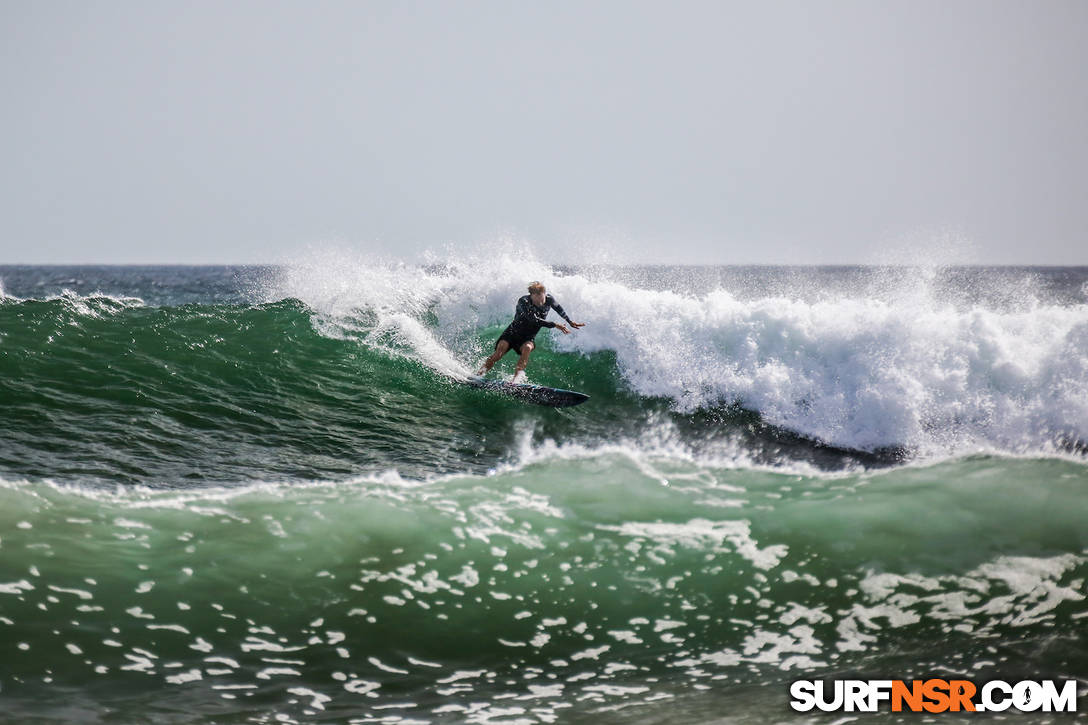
496;294;573;353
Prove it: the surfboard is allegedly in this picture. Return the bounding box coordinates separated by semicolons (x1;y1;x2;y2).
465;376;589;408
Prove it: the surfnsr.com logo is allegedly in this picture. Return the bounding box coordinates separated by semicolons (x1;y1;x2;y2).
789;679;1078;713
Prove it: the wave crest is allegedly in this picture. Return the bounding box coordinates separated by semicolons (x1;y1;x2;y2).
268;251;1088;455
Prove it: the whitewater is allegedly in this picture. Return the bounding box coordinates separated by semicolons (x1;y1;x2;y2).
0;256;1086;723
272;251;1088;457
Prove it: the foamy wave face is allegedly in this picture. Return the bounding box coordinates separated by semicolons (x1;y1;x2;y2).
560;277;1088;454
271;249;1088;456
267;245;561;378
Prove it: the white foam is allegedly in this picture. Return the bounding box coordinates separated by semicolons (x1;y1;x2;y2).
22;289;147;316
599;518;788;571
551;276;1088;455
263;246;564;380
267;249;1088;455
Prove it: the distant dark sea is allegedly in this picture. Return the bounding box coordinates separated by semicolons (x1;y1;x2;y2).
2;262;1086;723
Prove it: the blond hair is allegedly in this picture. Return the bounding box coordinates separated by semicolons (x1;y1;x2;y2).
528;281;546;294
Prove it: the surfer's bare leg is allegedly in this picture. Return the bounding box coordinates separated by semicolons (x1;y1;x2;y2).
477;340;511;375
513;342;534;381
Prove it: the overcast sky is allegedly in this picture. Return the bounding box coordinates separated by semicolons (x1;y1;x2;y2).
1;0;1085;264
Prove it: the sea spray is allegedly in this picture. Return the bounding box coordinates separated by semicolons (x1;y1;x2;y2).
262;253;1088;455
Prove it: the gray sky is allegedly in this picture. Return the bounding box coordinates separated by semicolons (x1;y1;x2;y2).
2;0;1085;264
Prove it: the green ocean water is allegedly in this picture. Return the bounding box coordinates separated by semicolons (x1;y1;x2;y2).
1;263;1086;722
0;293;893;486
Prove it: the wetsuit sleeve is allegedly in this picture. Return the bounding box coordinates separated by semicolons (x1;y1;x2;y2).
548;295;573;324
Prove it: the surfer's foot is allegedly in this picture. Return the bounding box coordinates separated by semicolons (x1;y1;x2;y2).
512;370;526;383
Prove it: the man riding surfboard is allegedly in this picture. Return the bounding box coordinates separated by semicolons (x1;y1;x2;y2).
477;281;585;383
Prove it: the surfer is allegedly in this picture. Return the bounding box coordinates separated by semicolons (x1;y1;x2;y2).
477;282;584;382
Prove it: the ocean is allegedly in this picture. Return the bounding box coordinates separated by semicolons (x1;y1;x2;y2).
1;257;1086;723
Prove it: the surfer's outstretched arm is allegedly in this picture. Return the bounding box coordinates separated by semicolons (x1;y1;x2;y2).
549;297;584;329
